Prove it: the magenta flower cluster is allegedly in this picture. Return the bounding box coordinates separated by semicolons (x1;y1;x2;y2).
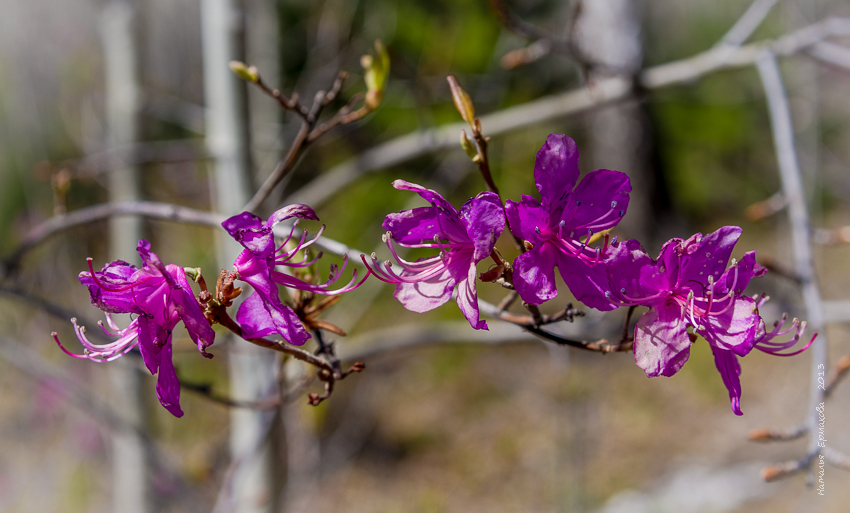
57;133;811;417
367;134;812;415
56;207;367;417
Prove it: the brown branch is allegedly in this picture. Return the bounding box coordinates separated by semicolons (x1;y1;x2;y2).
749;424;808;442
216;310;335;373
488;0;586;70
761;452;816;482
824;353;850;399
243;70;371;213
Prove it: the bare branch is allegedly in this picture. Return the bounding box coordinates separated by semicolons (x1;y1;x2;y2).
0;200;366;279
338;321;538;362
822;446;850;472
813;226;850;246
761;453;815;482
289;17;850;209
808;41;850;71
718;0;780;48
757;50;827;474
749;424;808;442
242;70;370;213
745;191;786;221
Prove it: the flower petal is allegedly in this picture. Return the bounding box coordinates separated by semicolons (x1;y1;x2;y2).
137;315;162;375
605;239;671;301
702;295;759;357
236;290;301;341
565;169;631;232
233;250;311;346
454;260;487;330
534;134;580;208
459;191;505;262
393;264;455;313
710;345;743;415
633;300;691;377
714;251;766;296
390;180;467;242
557;255;617;311
505;195;549;244
677;226;742;293
512;243;558;305
383;206;442;244
222;212;275;259
169;264;216;357
154;342;184;418
266;204;319;226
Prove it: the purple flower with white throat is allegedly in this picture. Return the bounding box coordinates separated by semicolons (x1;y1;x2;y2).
363;180;504;330
505;134;631;310
223;204;368;345
605;226;814;415
54;240;216;417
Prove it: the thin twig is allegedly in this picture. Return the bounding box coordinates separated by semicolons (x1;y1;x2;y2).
749;424;808;442
243;70;369;213
488;0;585;69
757;50;827;480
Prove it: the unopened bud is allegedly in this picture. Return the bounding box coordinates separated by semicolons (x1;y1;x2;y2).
184;267;202;282
362;40;390;110
447;75;475;127
229;61;258;83
460;130;477;160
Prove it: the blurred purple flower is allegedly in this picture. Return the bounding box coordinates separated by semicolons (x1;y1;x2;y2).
223;204;368;345
505;134;631;310
363;180;504;330
55;240;215;417
605;226;813;414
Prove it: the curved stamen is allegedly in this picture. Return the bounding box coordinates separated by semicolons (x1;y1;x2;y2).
276;228;311;262
278;250;324;268
383;233;447;270
275;219;300;253
618;287;670;305
757;333;816;357
575;207;621;231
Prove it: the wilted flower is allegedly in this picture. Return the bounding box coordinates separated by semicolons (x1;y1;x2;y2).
54;240;215;417
505;134;631;310
363;180;504;330
223;204;367;345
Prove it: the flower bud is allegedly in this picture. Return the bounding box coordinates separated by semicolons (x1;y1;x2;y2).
229;61;258;83
447;75;475;127
460;130;477;160
362;40;390;110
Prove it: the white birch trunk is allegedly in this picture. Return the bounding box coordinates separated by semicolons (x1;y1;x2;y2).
201;1;277;511
575;0;655;241
101;1;149;512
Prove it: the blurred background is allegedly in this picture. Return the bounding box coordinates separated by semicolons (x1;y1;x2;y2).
0;0;849;511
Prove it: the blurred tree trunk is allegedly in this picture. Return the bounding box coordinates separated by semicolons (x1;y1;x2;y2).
201;1;277;512
575;0;660;243
101;1;150;512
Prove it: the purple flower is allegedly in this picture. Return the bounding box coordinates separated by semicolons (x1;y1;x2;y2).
363;180;504;330
223;204;368;345
55;240;216;417
505;134;631;310
605;226;813;414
